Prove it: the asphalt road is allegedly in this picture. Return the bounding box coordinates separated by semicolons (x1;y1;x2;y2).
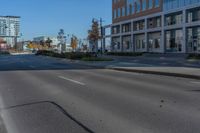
0;55;200;133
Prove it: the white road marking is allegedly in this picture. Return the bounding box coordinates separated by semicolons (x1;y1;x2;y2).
29;65;36;68
190;81;200;85
161;62;169;65
58;76;85;86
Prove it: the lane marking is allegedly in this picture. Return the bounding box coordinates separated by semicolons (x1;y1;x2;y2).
58;76;85;86
29;65;36;68
190;81;200;85
161;62;169;65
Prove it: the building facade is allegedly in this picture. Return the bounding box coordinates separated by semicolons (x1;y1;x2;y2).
33;36;60;47
33;36;72;52
111;0;200;53
0;16;20;48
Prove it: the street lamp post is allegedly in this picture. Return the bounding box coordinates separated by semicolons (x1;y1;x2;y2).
14;27;18;51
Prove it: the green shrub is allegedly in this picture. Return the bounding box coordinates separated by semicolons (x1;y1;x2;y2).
36;50;113;61
107;52;143;56
0;51;10;55
187;54;200;60
36;50;94;59
81;57;113;61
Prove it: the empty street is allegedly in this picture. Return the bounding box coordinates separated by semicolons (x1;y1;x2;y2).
0;55;200;133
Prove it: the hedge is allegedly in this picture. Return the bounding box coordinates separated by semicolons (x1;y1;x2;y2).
107;52;143;56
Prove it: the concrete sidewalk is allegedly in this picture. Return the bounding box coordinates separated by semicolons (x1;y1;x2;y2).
39;55;200;80
108;67;200;80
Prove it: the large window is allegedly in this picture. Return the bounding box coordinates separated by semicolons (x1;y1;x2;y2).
132;4;135;14
163;0;200;11
136;0;141;13
117;8;121;17
148;0;153;9
155;0;160;7
113;9;117;19
122;23;131;33
134;20;145;31
165;29;183;52
142;0;146;11
127;0;135;15
148;32;161;52
148;16;161;29
112;37;121;51
135;34;146;52
122;7;125;17
122;36;131;51
127;5;130;16
187;27;200;53
187;7;200;23
112;25;120;34
165;12;183;26
127;0;132;16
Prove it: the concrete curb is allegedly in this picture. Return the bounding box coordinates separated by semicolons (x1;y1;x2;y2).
108;67;200;80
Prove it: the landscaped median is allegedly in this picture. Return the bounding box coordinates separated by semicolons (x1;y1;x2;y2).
187;54;200;60
0;51;10;55
108;67;200;80
106;52;143;57
35;50;113;61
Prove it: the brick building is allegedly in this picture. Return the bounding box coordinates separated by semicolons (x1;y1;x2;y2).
109;0;200;53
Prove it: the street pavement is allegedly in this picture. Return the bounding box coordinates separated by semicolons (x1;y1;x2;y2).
0;55;200;133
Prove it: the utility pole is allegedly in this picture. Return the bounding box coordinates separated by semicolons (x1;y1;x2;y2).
14;28;18;51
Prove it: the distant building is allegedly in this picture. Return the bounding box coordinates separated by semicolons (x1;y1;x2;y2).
0;16;20;48
0;38;8;51
33;36;60;47
33;36;73;52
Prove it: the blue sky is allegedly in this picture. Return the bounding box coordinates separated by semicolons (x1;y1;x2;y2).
1;0;112;40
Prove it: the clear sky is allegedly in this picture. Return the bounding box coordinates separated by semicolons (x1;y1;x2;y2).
1;0;112;40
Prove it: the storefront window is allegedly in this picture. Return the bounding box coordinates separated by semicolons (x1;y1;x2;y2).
187;27;200;53
165;29;183;52
112;37;121;51
135;34;146;52
148;32;161;52
122;36;131;51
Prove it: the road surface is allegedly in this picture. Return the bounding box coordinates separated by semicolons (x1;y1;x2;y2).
0;55;200;133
